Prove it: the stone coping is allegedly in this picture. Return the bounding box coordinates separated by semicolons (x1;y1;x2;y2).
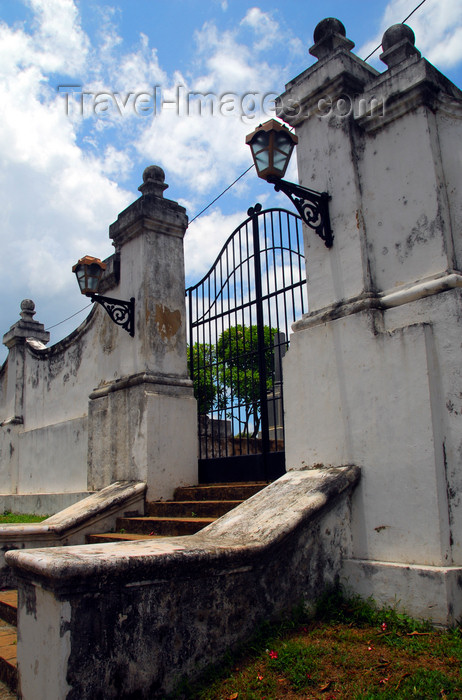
0;481;146;542
6;467;360;588
293;272;462;331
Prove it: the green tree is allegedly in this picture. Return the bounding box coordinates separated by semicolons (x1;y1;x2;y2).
187;342;218;415
216;324;277;437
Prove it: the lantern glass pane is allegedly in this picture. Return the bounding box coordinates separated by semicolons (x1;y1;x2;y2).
74;266;86;292
255;150;270;171
274;131;294;155
250;132;270;174
273;150;288;173
86;277;99;292
252;132;269;150
86;264;102;292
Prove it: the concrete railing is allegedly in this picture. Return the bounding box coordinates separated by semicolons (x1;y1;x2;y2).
7;466;360;700
0;481;146;587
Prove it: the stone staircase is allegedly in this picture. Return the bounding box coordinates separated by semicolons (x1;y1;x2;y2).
0;482;267;694
87;482;266;543
0;590;17;694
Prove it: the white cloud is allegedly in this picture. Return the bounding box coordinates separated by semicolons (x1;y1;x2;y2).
0;0;132;351
89;4;123;74
137;106;257;201
240;7;280;51
100;144;133;179
193;19;287;94
26;0;90;73
428;25;462;67
185;208;249;283
110;35;167;93
68;23;167;132
240;6;304;58
135;15;287;202
359;0;462;70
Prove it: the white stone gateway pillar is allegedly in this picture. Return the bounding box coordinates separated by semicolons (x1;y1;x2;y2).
2;300;50;428
278;19;462;625
0;301;50;494
87;166;198;500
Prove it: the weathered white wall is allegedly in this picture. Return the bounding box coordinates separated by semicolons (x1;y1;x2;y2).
17;418;88;494
278;19;462;621
285;295;461;568
0;166;198;501
0;281;132;496
437;105;462;266
359;110;456;291
18;587;73;700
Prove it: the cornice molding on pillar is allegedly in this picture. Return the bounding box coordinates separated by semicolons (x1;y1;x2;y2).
109;165;188;249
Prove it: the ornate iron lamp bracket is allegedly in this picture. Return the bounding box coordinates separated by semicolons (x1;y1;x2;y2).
269;177;334;248
89;294;135;337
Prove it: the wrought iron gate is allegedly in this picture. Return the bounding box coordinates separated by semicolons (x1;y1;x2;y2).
186;205;306;483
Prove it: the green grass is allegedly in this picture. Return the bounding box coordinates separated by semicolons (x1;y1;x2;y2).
0;511;48;523
170;588;462;699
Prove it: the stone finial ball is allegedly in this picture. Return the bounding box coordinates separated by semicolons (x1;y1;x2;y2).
20;299;35;313
142;165;165;184
382;24;415;52
313;18;346;44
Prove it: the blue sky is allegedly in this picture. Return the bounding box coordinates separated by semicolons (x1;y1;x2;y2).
0;0;461;360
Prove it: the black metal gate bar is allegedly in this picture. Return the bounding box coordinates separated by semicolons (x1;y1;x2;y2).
250;204;270;473
186;205;306;484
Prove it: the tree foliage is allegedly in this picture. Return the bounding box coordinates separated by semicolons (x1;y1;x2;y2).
187;342;217;415
189;324;277;437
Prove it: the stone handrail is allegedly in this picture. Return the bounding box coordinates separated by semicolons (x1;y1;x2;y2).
0;481;146;587
7;466;359;699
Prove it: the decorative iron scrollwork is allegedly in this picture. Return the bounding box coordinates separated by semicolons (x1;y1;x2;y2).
268;177;333;248
90;294;135;337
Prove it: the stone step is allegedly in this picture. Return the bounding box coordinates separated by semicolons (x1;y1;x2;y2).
115;516;215;537
0;591;17;627
87;483;268;543
145;499;242;518
87;532;163;544
0;592;17;693
173;482;267;501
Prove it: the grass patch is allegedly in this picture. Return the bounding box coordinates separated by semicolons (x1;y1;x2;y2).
171;588;462;699
0;511;48;523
